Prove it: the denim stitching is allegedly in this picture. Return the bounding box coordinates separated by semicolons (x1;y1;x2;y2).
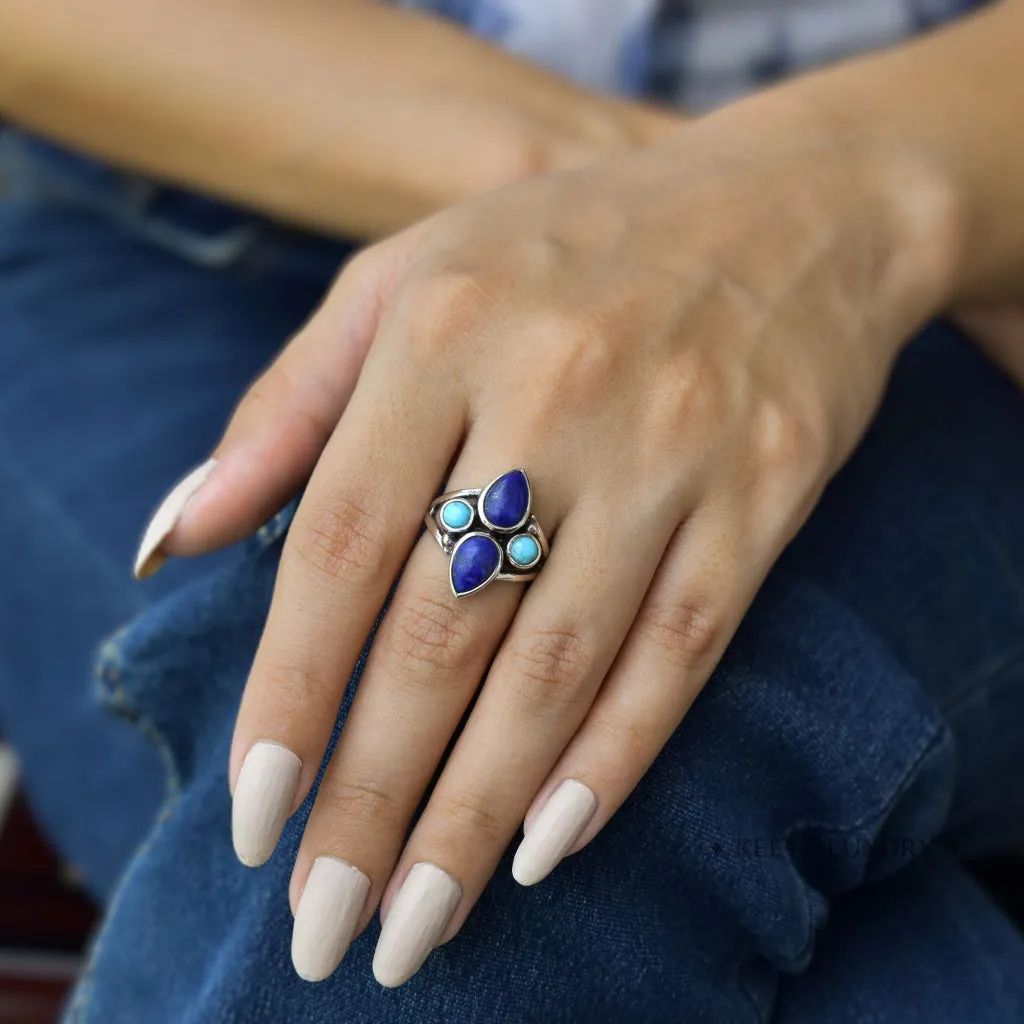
63;631;182;1023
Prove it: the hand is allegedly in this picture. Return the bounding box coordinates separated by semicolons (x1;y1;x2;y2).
136;91;956;986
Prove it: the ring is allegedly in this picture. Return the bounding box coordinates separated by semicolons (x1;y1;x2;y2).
425;469;549;597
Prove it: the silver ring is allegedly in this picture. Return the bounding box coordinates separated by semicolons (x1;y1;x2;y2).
425;469;549;597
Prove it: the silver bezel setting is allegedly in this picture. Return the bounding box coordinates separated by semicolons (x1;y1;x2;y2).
425;469;549;597
506;532;542;570
439;498;474;534
447;531;502;598
477;468;532;533
425;487;481;556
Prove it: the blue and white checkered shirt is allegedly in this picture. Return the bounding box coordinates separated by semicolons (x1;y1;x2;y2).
404;0;983;112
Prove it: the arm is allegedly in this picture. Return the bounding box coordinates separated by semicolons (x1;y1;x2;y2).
0;0;680;237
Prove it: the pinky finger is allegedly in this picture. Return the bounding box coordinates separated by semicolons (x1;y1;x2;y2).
511;510;761;886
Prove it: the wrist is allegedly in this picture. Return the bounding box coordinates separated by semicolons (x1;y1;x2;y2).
767;76;966;350
843;110;964;336
778;0;1024;308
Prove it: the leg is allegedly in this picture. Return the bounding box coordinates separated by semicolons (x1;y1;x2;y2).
63;320;1024;1022
0;198;327;897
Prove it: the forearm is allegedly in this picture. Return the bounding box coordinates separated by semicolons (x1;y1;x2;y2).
0;0;675;237
792;0;1024;308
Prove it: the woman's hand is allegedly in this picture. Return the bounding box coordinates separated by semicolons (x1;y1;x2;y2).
142;88;954;987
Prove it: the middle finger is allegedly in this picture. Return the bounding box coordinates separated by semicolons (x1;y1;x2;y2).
289;455;566;981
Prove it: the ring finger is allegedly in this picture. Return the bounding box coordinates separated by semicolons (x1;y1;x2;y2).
370;495;680;987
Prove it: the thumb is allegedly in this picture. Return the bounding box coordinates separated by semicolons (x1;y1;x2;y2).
133;225;424;579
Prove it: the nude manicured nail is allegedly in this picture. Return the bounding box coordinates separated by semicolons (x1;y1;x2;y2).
232;742;301;867
512;780;597;886
133;458;217;578
372;863;461;988
291;857;371;982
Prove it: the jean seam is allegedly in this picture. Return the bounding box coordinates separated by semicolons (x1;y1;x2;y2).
737;712;954;1021
63;628;182;1024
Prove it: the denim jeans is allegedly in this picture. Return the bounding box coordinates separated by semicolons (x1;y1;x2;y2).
1;130;1023;1022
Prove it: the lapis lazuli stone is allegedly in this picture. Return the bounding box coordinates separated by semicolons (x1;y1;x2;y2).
508;534;540;567
450;535;501;595
481;470;530;529
441;499;472;530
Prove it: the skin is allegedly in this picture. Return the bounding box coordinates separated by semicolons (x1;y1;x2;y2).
6;0;1023;988
0;0;680;237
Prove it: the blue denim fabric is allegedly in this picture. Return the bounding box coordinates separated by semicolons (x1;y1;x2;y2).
774;846;1024;1024
0;188;334;898
0;141;1023;1021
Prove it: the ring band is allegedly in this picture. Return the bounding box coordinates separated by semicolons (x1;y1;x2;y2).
425;469;549;597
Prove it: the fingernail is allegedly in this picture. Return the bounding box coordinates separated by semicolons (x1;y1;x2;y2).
372;863;461;988
133;458;217;579
512;780;596;886
291;857;371;982
232;741;302;867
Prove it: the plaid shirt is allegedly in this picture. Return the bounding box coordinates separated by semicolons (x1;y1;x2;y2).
405;0;984;112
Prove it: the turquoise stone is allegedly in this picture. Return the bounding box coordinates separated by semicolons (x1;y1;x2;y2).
481;470;530;529
508;534;540;567
450;535;501;595
441;499;472;530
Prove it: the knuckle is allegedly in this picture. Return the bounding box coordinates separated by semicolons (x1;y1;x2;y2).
642;354;723;450
436;789;508;847
399;266;494;362
643;369;706;451
241;366;332;452
255;658;337;721
530;312;617;410
754;401;827;480
382;588;476;681
317;775;404;831
637;596;722;672
290;493;388;585
504;626;594;713
676;354;725;422
588;708;652;769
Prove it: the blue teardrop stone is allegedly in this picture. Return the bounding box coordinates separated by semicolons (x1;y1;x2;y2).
450;535;501;595
481;470;530;529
